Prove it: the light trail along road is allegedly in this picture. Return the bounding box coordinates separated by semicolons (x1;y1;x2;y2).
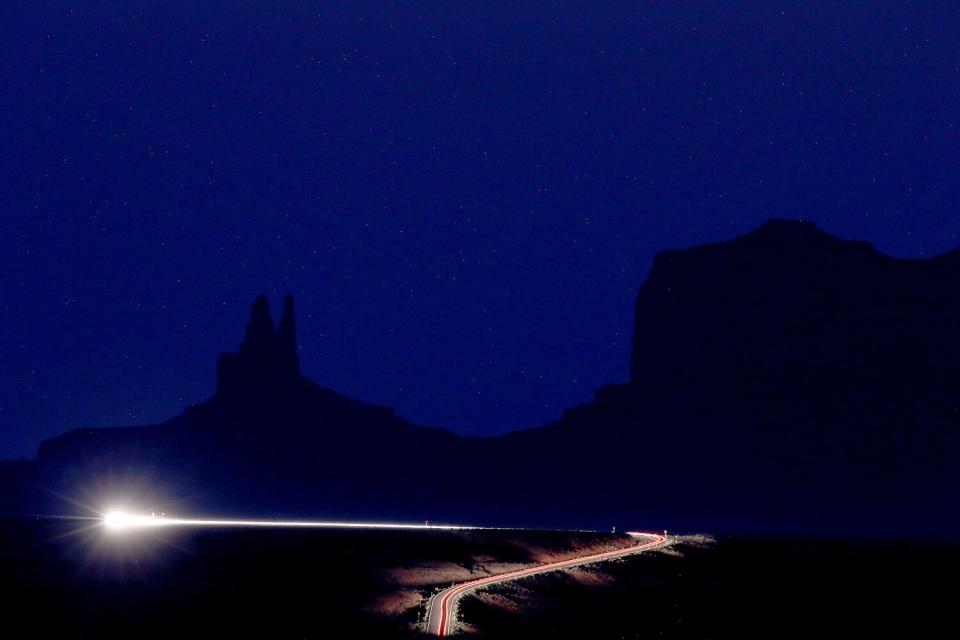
99;511;481;532
424;532;669;636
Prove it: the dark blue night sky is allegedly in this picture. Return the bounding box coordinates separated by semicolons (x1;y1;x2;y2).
2;2;958;458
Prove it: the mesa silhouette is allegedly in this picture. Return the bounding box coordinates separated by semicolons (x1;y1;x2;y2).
3;219;959;537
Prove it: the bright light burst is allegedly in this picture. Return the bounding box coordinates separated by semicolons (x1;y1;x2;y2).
102;510;167;532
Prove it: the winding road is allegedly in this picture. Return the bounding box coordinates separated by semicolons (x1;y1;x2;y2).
424;532;668;636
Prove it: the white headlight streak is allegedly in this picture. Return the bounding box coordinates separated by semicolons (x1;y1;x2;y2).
100;509;478;533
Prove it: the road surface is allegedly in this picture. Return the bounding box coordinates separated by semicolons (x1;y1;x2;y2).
424;532;668;636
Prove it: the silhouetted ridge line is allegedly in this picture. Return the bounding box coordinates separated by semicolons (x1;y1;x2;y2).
216;294;301;400
4;219;960;538
276;295;300;377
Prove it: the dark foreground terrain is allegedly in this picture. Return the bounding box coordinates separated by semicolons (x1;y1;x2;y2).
463;536;959;639
0;518;629;638
1;520;955;639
